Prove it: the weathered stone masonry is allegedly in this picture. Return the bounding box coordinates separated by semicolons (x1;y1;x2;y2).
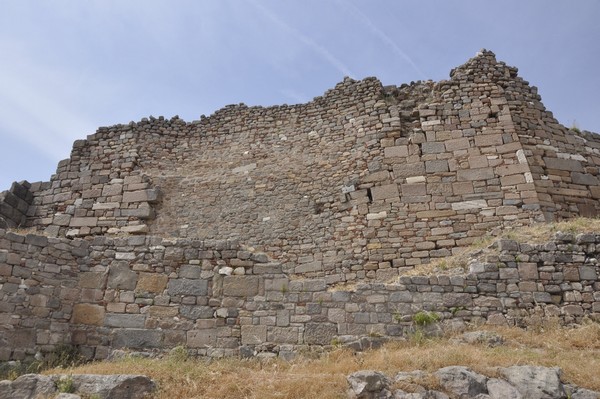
1;227;599;361
7;50;599;283
1;49;600;361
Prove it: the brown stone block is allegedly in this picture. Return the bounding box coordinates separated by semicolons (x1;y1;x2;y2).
384;145;408;158
517;263;539;280
135;273;169;293
495;163;529;176
69;217;98;227
393;162;425;178
79;272;106;289
241;325;267;345
457;168;495;181
445;137;470;151
371;183;400;201
474;134;503;147
148;306;179;317
401;183;426;196
500;175;526;186
223;275;260;297
452;182;474;195
72;303;105;326
187;329;217;347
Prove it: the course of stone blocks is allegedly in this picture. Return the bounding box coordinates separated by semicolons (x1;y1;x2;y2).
0;50;599;361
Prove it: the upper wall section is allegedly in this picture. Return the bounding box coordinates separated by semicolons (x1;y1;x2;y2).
14;50;600;282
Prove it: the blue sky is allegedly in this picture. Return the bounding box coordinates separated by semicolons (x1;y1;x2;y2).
1;1;599;190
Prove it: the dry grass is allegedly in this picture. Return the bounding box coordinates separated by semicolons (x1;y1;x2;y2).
45;323;600;398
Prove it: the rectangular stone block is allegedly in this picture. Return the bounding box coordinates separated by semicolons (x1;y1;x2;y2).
457;168;495;181
267;327;299;344
72;303;105;326
384;145;408;158
167;278;208;296
445;137;470;151
421;142;445;154
474;133;503;147
518;263;539;280
495;164;529;176
104;313;146;328
69;217;98;227
123;188;160;203
401;183;426;196
113;329;163;349
136;273;168;293
187;329;217;347
393;162;425;178
544;157;584;172
371;183;399;201
222;275;259;297
425;160;449;173
241;325;267;345
451;200;487;210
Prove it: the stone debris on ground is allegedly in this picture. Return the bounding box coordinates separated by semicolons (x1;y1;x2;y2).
347;365;599;399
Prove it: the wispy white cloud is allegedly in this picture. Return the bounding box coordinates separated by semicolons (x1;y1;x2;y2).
337;0;427;79
0;42;108;160
247;0;354;78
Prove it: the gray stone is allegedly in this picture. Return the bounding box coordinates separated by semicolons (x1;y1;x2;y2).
112;329;163;349
70;374;156;399
104;314;146;328
564;384;600;399
347;370;391;399
434;366;488;398
500;366;566;399
167;278;208;296
0;374;56;399
487;378;522;399
304;322;337;345
107;264;138;290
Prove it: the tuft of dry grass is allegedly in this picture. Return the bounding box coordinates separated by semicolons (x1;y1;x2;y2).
44;323;600;398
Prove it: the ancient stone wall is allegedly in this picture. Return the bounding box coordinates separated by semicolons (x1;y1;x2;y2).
0;182;34;228
2;49;600;363
14;50;600;284
1;227;598;361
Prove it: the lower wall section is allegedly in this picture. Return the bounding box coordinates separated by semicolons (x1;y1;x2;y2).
0;228;598;361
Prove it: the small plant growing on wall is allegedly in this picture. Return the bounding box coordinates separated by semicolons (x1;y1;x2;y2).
412;311;440;326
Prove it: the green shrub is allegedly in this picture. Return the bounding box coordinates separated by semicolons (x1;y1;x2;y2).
412;311;440;326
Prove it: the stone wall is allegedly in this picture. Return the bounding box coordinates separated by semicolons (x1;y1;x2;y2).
10;50;599;284
1;227;598;361
0;182;34;228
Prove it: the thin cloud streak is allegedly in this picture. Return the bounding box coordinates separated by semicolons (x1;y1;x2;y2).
338;0;427;79
248;0;354;78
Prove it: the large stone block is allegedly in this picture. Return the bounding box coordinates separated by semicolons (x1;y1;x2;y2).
108;264;138;290
304;322;337;345
72;304;105;326
457;168;495;181
267;327;299;344
544;157;584;172
167;278;208;296
222;275;259;297
393;162;425;178
241;325;267;345
69;217;98;227
187;329;217;347
104;313;146;328
136;273;168;293
371;184;399;201
112;329;163;348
